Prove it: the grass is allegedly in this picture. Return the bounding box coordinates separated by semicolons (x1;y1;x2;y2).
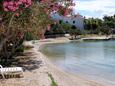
48;73;58;86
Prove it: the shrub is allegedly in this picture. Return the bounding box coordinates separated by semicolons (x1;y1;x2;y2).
24;32;34;41
15;45;24;52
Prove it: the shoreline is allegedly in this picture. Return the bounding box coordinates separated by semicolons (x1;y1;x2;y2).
35;37;103;86
69;35;115;41
36;37;115;86
0;37;105;86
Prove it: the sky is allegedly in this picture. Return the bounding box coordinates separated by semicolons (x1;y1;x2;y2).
73;0;115;18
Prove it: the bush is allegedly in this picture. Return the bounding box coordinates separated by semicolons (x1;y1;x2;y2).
24;32;34;41
15;45;24;52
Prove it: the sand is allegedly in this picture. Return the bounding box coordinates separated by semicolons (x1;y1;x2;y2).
0;37;103;86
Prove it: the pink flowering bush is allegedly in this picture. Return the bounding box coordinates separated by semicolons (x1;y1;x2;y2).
0;0;75;65
2;0;75;17
3;0;32;12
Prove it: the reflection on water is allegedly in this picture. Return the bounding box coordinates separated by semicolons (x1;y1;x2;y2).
41;40;115;83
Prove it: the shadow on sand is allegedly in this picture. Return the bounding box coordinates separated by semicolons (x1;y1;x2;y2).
11;51;43;72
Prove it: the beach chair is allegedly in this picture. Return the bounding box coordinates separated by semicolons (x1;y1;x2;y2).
0;65;23;79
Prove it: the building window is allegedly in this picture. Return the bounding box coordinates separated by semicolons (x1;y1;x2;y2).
66;21;68;23
59;20;63;24
73;21;75;24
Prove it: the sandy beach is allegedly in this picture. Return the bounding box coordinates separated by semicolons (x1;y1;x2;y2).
0;37;103;86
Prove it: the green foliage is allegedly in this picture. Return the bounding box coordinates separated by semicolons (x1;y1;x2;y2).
103;15;115;28
84;18;103;31
0;0;75;66
45;23;65;36
69;28;82;37
61;22;72;33
48;73;58;86
24;32;35;41
15;45;24;52
44;21;83;38
99;26;111;35
84;15;115;35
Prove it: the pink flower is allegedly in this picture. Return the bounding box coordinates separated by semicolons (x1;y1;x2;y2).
15;13;20;17
3;1;8;7
19;0;26;3
24;0;32;8
8;1;14;6
4;7;8;11
3;0;33;12
47;24;51;31
17;1;22;5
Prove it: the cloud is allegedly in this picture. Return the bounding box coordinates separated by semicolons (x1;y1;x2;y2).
73;0;115;18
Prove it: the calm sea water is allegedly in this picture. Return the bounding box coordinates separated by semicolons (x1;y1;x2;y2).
41;40;115;83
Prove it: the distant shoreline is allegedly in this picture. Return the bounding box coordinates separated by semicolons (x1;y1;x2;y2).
69;35;115;41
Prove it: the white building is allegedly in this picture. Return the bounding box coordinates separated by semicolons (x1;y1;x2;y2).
51;13;84;30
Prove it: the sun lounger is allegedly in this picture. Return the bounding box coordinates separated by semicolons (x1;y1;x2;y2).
0;65;23;79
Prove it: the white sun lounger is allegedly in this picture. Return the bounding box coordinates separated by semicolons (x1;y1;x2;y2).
0;65;23;78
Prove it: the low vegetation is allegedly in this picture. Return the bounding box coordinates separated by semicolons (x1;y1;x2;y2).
84;15;115;35
48;73;58;86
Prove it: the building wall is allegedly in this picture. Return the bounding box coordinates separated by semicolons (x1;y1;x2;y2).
51;13;84;30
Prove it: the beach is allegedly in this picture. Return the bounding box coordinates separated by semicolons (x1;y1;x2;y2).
0;37;104;86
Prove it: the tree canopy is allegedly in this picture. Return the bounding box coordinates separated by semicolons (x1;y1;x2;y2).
84;15;115;35
0;0;75;65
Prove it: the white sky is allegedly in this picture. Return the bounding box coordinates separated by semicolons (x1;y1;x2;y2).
73;0;115;18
